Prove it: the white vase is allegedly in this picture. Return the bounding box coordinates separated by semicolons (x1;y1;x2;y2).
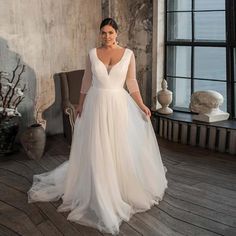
157;79;173;115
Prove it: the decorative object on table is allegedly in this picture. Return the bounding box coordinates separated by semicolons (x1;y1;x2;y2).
0;59;26;155
20;123;46;160
156;79;173;114
189;90;229;123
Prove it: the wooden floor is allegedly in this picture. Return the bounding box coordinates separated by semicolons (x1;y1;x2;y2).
0;135;236;236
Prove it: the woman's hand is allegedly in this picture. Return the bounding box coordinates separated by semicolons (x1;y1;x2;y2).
76;105;83;117
76;93;86;117
130;91;151;117
140;104;151;117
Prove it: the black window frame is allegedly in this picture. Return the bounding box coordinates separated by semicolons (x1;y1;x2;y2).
164;0;236;119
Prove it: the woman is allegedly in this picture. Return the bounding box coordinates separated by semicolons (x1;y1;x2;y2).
28;18;167;235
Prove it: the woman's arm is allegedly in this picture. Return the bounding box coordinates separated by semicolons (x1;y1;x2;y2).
76;93;86;117
76;55;92;117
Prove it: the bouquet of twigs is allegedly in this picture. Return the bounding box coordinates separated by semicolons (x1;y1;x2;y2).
0;59;26;122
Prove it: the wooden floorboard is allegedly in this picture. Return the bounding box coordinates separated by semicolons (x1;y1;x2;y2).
0;224;20;236
0;134;235;236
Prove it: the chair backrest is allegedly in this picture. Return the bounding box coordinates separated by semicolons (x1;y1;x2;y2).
59;70;84;106
56;69;84;144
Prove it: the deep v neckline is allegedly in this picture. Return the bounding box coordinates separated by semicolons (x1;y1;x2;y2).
95;48;127;75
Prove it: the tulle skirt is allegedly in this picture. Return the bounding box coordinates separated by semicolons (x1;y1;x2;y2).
28;86;168;235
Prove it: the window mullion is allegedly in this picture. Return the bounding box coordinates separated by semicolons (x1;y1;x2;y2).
226;0;234;117
191;0;195;96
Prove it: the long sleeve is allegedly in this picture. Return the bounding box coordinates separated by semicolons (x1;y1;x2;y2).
125;52;140;94
80;55;92;94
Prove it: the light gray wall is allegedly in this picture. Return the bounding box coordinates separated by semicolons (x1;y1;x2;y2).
0;0;102;135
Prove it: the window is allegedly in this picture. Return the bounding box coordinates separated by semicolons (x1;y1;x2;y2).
165;0;236;118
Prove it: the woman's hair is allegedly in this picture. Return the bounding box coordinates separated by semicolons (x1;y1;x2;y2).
100;18;118;32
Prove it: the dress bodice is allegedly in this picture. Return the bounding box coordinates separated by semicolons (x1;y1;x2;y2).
89;48;132;90
80;47;140;95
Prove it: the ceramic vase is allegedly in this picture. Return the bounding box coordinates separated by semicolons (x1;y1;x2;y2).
20;123;46;160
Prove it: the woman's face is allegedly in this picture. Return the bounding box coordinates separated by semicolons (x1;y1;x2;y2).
100;25;117;46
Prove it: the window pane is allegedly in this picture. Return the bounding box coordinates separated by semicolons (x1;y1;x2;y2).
167;12;192;41
167;0;191;11
194;0;225;11
194;80;227;111
194;11;226;41
194;47;226;80
167;77;191;109
167;46;191;77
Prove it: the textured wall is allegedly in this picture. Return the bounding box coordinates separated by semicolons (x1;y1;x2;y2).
103;0;153;106
0;0;101;134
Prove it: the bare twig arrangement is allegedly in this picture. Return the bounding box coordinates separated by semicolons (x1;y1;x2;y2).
0;59;26;120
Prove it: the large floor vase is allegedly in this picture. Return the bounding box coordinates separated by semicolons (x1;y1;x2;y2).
20;123;46;160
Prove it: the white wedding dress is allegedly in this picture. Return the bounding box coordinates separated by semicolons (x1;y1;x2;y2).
28;48;168;235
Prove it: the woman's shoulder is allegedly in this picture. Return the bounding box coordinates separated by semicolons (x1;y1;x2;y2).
88;48;96;54
117;47;134;59
86;48;97;59
116;46;133;53
124;48;135;59
125;47;133;54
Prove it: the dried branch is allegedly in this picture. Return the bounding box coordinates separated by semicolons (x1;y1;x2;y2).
14;97;24;109
21;84;26;92
0;59;26;119
1;77;10;82
10;58;21;83
3;60;21;107
12;84;26;108
12;96;21;107
6;65;25;108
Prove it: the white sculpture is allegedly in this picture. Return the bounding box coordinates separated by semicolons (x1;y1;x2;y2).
189;90;229;122
157;79;173;114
